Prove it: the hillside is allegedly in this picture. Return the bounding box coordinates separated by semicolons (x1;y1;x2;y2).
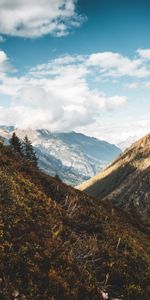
0;126;121;186
1;140;150;299
77;133;150;221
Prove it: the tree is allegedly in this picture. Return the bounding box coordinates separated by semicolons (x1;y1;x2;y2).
23;135;38;167
55;173;62;182
9;133;23;156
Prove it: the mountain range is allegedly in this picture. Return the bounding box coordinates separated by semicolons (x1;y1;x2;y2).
0;126;121;186
1;133;150;299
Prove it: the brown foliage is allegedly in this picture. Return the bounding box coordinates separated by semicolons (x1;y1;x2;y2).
1;143;150;299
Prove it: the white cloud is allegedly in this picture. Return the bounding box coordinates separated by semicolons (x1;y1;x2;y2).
1;49;150;141
105;96;127;109
0;50;13;74
137;48;150;60
29;51;150;83
0;52;127;132
144;82;150;88
0;51;7;63
126;80;150;89
126;82;140;89
81;118;150;144
87;51;150;78
0;0;85;38
0;35;5;42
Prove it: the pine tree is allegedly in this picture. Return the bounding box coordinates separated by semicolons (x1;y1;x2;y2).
23;135;38;167
55;173;61;182
9;133;23;156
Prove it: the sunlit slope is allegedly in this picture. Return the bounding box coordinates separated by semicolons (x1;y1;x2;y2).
77;133;150;201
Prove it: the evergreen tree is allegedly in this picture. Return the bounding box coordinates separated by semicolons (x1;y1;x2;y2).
23;135;38;167
9;133;23;155
55;173;62;182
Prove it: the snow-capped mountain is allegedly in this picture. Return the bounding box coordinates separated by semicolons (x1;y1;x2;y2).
0;126;121;186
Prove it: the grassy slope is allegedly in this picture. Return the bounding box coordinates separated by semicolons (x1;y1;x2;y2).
76;133;150;199
1;141;150;299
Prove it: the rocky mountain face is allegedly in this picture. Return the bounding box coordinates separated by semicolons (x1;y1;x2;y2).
77;133;150;221
0;126;121;186
1;140;150;299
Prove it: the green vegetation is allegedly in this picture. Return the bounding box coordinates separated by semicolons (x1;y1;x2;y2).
1;141;150;299
9;133;38;167
23;135;38;167
10;132;23;157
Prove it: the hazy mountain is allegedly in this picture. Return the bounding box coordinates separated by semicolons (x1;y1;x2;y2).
1;139;150;299
77;133;150;221
0;126;121;186
118;135;138;151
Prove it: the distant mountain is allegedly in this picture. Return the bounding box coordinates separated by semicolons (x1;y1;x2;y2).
0;126;121;186
77;133;150;221
2;139;150;298
118;135;138;151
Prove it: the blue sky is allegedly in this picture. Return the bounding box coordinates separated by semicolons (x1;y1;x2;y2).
0;0;150;143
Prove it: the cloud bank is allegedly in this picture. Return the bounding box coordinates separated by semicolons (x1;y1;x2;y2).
0;49;150;141
0;51;128;132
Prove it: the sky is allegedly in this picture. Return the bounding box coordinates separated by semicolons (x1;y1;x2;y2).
0;0;150;143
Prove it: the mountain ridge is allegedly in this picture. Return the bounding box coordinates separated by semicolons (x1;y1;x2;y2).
77;132;150;221
0;125;121;186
